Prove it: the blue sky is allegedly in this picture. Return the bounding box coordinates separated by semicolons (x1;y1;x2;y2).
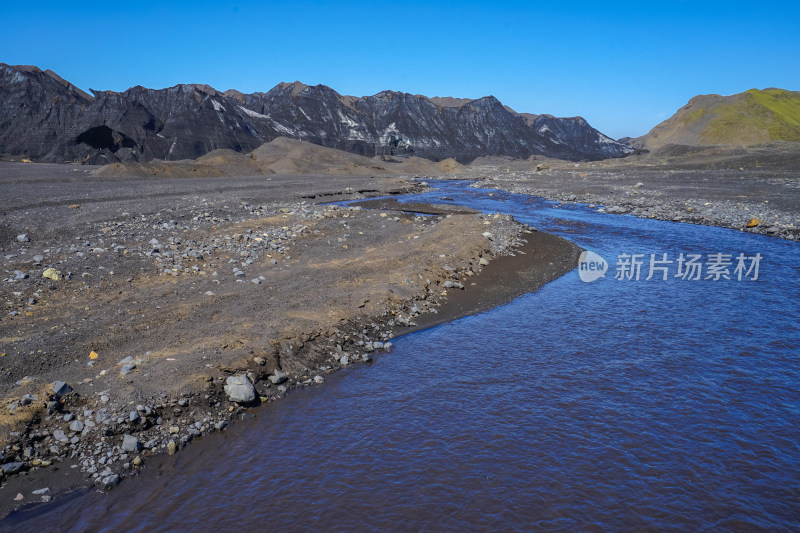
2;0;798;139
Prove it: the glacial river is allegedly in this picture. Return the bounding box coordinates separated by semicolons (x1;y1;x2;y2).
6;181;800;531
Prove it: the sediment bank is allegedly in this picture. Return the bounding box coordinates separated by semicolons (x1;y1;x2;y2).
462;163;800;241
0;163;579;518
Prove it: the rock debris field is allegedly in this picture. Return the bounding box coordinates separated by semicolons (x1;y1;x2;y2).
0;162;579;515
465;147;800;241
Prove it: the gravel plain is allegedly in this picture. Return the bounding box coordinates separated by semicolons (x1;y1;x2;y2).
0;162;579;516
464;145;800;240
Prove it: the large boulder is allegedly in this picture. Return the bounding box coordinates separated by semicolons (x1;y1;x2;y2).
224;375;256;403
121;434;141;452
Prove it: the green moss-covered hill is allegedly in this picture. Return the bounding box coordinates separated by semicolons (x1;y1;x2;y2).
640;88;800;150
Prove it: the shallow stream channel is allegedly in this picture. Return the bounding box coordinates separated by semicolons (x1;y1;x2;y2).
6;180;800;531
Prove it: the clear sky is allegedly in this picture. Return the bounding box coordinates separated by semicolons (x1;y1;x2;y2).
2;0;798;139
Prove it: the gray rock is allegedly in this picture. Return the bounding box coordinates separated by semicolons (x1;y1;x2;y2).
101;474;120;489
130;410;140;423
340;355;350;366
63;413;74;422
16;234;30;243
69;420;85;432
20;393;38;406
53;429;69;443
1;462;25;475
268;370;288;384
32;488;49;495
120;363;136;375
121;434;140;452
13;270;28;280
51;381;73;399
224;375;256;403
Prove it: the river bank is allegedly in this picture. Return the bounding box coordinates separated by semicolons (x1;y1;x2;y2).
6;175;798;531
0;163;580;518
462;150;800;241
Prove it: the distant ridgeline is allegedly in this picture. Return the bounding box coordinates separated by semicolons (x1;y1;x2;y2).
632;88;800;151
0;63;632;164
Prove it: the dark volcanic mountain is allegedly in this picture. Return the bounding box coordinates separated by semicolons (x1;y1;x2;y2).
0;63;632;164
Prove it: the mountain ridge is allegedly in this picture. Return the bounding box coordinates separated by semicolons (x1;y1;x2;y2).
0;63;633;164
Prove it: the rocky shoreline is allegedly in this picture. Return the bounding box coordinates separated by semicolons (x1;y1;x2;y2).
0;163;580;518
462;162;800;241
